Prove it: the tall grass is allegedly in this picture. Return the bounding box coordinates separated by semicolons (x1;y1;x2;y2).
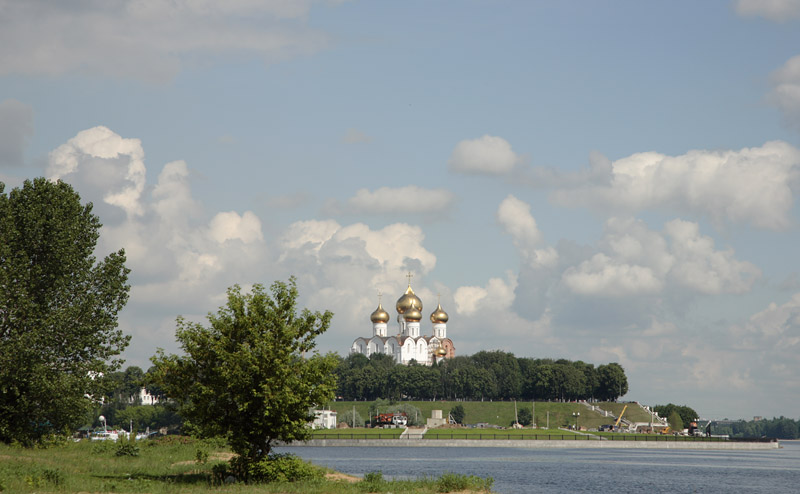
0;436;493;493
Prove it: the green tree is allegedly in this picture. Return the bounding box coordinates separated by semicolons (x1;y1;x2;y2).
667;411;683;431
150;278;338;475
338;409;364;428
517;407;532;426
0;178;130;445
596;363;628;401
450;404;465;424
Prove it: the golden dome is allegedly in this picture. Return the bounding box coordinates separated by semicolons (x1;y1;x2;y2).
404;305;422;322
430;303;449;324
396;285;422;314
370;303;390;324
435;345;447;357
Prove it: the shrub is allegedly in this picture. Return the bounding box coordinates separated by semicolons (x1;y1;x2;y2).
436;472;494;493
360;471;385;492
114;438;140;457
229;453;323;483
42;468;64;486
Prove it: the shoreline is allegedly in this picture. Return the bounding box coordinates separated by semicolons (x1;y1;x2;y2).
287;438;780;450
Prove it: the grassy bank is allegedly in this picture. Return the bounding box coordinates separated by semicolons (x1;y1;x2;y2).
326;400;643;430
0;437;492;493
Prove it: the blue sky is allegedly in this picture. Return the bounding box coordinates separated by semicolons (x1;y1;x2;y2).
2;0;800;420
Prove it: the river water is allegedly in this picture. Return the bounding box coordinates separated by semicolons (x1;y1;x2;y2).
278;441;800;493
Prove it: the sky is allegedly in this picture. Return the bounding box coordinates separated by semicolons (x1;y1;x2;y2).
2;0;800;421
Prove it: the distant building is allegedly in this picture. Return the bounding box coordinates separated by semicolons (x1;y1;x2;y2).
312;410;337;429
351;275;455;366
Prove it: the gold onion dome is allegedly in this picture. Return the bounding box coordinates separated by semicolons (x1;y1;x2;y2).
430;303;449;324
404;305;422;322
370;303;390;324
435;345;447;357
396;285;422;314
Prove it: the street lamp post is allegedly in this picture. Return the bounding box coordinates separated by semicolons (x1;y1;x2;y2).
572;412;580;431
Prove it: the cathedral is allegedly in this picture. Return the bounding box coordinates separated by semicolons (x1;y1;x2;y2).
351;277;455;365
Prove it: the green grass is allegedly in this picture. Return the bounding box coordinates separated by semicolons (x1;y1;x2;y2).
423;428;582;439
0;437;492;493
311;427;405;439
327;400;614;429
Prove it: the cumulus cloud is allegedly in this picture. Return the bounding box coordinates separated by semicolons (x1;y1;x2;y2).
550;141;800;230
561;217;760;297
769;55;800;131
331;186;455;215
48;126;147;218
0;99;34;166
0;0;333;82
734;0;800;21
448;135;519;175
497;195;546;266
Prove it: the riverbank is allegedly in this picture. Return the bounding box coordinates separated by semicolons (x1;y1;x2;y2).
290;438;779;450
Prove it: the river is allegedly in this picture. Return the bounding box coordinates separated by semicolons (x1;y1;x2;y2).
278;441;800;493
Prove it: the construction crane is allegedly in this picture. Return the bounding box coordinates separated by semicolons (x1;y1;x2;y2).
613;405;629;431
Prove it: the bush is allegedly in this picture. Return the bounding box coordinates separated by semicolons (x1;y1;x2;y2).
114;438;140;457
42;468;64;486
450;404;465;424
229;453;323;483
436;472;494;493
360;471;385;492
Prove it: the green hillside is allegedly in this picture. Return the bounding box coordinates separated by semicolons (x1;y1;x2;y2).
325;401;629;430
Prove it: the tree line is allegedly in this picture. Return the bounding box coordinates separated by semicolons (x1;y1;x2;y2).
713;417;800;439
335;351;629;402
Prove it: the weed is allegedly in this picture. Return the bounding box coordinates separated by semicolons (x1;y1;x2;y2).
359;471;385;492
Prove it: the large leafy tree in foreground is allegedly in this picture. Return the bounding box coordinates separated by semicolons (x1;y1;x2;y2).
0;178;130;444
151;278;338;470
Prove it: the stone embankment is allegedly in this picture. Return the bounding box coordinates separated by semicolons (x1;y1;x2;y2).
291;438;779;450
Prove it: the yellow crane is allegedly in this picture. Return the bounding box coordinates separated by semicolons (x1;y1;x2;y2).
613;405;628;431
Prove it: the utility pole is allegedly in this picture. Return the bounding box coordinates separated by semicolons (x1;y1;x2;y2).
546;411;549;430
532;401;535;428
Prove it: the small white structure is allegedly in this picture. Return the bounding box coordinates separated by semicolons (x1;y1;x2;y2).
133;387;159;406
427;409;447;428
312;410;338;429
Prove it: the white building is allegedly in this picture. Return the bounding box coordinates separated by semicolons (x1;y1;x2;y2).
351;280;455;365
312;410;338;429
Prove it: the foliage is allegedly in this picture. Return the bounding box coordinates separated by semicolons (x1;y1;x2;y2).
450;404;465;424
516;407;532;426
435;472;493;493
654;404;698;428
229;453;323;483
360;471;385;492
336;349;629;403
712;416;800;439
114;437;140;457
340;409;365;428
667;411;683;431
0;178;130;445
151;278;338;476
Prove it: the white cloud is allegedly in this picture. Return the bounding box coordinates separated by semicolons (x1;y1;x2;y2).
0;0;333;82
663;219;761;294
337;186;455;215
550;141;800;230
48;126;147;218
0;99;34;166
769;55;800;131
454;273;517;316
497;195;546;267
561;217;760;296
734;0;800;21
448;135;519;175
